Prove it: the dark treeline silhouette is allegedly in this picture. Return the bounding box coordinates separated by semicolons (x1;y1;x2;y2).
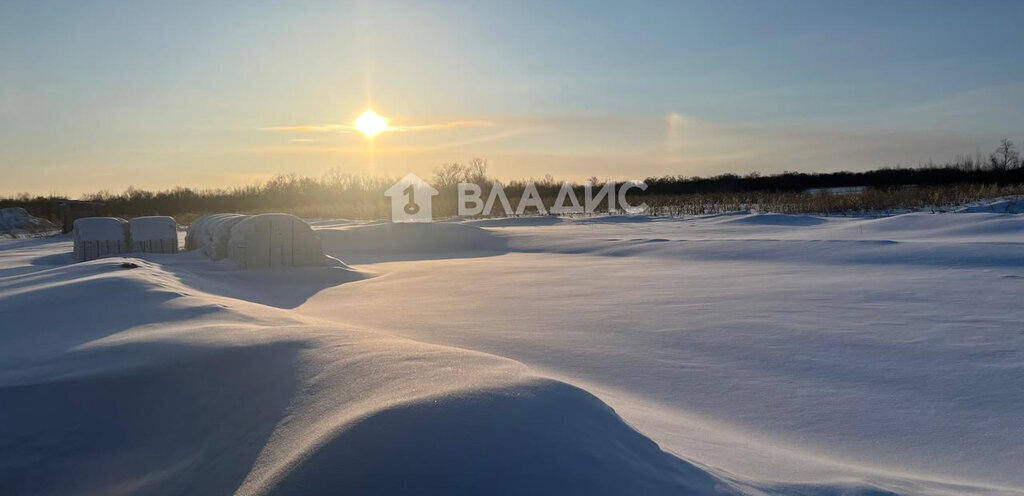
1;173;396;224
641;159;1024;196
3;139;1023;222
641;138;1023;195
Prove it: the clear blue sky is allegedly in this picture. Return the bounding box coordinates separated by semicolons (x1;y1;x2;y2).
2;0;1023;195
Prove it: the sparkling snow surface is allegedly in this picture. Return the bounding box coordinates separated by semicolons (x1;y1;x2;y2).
2;210;1022;495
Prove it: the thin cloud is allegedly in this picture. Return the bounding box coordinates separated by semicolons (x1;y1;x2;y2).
389;120;499;132
262;125;353;133
244;127;538;155
408;128;534;151
261;120;498;134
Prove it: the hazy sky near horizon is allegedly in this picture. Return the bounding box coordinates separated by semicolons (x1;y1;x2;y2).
2;0;1024;196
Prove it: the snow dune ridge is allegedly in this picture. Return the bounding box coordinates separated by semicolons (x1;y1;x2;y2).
0;256;735;495
2;208;1023;495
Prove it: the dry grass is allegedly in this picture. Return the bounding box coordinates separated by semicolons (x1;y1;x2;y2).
156;183;1024;224
643;184;1024;217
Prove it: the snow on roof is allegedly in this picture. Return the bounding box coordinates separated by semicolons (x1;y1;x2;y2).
186;213;244;250
232;213;307;227
72;217;129;241
129;216;177;241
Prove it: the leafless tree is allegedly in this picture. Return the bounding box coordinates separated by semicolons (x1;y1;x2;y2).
989;139;1020;171
433;163;464;188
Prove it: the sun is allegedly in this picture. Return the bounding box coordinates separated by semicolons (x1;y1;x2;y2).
354;109;389;138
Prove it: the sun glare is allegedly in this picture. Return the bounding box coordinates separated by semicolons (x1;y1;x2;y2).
354;109;389;138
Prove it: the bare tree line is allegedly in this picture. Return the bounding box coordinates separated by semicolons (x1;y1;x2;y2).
3;140;1023;223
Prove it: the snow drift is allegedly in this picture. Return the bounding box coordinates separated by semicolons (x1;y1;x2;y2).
0;256;733;495
300;211;1024;496
0;207;56;237
317;222;507;263
3;208;1024;495
957;198;1024;214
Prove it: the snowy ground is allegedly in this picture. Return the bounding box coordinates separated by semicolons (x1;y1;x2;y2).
2;209;1022;495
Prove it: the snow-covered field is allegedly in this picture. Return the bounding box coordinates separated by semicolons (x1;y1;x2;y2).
2;209;1022;495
